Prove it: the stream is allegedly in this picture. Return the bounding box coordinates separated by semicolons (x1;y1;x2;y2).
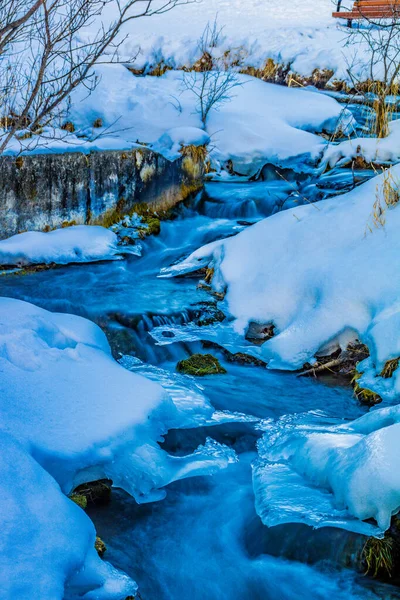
1;171;400;599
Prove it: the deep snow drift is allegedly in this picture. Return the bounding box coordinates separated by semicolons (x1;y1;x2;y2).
0;226;123;267
0;297;237;597
161;164;400;383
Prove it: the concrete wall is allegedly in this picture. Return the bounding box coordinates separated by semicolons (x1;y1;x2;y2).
0;147;204;238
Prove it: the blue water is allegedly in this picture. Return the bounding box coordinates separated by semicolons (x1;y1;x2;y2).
1;181;399;599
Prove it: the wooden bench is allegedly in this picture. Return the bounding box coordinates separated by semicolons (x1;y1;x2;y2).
333;0;400;26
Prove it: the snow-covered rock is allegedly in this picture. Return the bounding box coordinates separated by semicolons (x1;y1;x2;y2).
323;119;400;170
253;405;400;536
161;165;400;377
0;225;122;266
154;126;211;160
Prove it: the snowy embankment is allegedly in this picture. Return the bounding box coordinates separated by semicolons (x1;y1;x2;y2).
5;67;352;178
66;67;352;177
0;226;123;267
100;0;355;82
0;298;236;597
323;119;400;169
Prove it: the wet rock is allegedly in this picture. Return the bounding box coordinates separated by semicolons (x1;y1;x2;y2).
73;479;112;506
300;341;370;378
352;373;382;406
191;301;226;327
95;536;107;558
177;353;227;376
245;321;275;345
202;340;267;367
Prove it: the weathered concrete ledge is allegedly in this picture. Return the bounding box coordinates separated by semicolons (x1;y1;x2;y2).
0;147;204;239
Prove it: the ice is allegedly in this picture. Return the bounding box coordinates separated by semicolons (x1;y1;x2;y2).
254;405;400;536
0;226;122;266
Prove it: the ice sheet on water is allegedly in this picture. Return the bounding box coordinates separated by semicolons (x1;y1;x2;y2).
254;407;400;536
120;355;260;428
149;321;265;363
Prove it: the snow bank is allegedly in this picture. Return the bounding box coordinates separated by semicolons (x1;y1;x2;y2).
0;225;122;266
161;165;400;376
323;119;400;169
253;405;400;536
0;430;137;600
65;67;352;176
0;297;238;597
99;0;355;82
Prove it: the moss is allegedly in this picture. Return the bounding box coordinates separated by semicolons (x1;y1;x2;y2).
352;372;382;405
69;493;88;510
137;216;161;238
363;536;394;578
380;357;400;379
95;536;107;558
177;353;227;376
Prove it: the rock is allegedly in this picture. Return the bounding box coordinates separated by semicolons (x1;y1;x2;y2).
245;321;275;345
73;479;112;506
202;340;267;367
352;373;382;406
177;353;227;376
95;536;107;557
191;301;226;327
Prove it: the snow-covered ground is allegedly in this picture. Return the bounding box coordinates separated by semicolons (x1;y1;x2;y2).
0;226;124;267
101;0;354;80
26;67;349;176
0;298;237;597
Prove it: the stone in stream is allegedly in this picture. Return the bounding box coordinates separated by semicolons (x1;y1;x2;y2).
177;353;227;376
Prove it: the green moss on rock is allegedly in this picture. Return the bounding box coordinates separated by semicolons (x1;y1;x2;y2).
177;353;227;376
69;493;88;510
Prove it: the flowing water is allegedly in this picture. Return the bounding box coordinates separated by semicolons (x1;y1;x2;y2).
1;173;400;599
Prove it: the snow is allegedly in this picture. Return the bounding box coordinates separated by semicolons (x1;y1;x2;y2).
0;430;137;600
323;119;400;169
0;226;122;266
154;126;211;160
100;0;354;81
161;164;400;377
0;297;237;597
253;405;400;536
65;66;352;176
